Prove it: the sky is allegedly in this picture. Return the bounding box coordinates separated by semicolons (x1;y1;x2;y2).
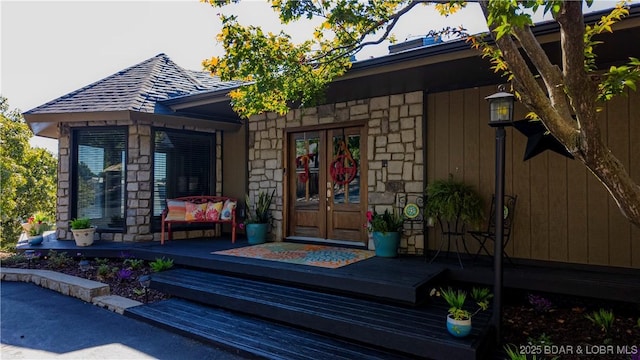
0;0;624;154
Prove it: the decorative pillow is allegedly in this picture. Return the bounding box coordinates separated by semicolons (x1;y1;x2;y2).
165;200;186;221
206;201;224;221
185;202;208;221
220;199;237;220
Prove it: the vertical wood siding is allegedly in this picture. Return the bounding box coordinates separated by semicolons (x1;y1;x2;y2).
426;85;640;269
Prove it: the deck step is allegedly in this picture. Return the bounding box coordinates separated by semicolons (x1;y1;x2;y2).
151;268;493;360
125;298;412;360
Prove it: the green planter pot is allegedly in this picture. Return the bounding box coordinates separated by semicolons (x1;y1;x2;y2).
246;223;268;245
372;231;400;257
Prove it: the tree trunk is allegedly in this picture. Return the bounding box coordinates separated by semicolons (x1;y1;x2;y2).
479;0;640;228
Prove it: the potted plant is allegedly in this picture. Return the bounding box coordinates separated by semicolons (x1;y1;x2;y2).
438;287;492;338
70;217;95;246
243;190;275;244
367;209;404;257
23;212;51;245
424;176;484;229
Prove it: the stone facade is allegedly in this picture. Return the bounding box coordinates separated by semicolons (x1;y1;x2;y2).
247;91;425;254
56;119;221;242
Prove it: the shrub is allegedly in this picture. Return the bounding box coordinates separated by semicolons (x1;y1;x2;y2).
439;286;492;320
46;250;72;269
116;268;133;281
503;344;530;360
1;253;27;266
123;258;145;270
96;264;111;279
150;257;174;272
70;218;91;230
585;308;615;333
528;293;553;313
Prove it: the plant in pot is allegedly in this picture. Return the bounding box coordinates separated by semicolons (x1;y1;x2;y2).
70;218;95;247
23;212;51;246
424;175;484;229
367;209;404;257
438;287;492;338
243;190;275;245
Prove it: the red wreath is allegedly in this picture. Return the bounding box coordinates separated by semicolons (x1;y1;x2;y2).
330;154;357;185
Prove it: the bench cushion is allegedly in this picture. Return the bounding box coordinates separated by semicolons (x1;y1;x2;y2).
220;199;237;220
165;200;187;221
185;202;208;221
206;201;224;221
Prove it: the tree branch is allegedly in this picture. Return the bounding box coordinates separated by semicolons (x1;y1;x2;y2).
554;1;599;142
510;25;574;124
478;1;578;146
310;0;430;64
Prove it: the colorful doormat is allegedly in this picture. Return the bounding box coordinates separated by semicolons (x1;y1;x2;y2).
212;242;375;269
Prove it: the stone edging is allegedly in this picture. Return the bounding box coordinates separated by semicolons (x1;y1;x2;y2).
0;267;143;314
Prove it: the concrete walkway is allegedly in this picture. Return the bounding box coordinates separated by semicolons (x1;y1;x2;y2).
1;281;246;359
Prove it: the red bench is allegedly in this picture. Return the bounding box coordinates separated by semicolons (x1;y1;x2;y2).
161;196;237;245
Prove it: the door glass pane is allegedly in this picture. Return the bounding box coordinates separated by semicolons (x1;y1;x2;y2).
331;130;360;204
346;134;361;204
295;132;319;205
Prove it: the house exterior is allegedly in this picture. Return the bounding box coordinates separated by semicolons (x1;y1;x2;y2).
25;7;640;269
24;55;246;242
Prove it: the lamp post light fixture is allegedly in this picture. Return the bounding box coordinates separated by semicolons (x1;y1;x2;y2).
485;89;515;343
79;259;91;272
138;275;151;304
486;91;515;126
24;250;36;269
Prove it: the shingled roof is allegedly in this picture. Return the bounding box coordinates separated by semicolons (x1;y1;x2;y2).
25;53;235;115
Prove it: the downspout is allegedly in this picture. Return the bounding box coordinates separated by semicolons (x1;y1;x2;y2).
422;90;429;255
243;118;250;220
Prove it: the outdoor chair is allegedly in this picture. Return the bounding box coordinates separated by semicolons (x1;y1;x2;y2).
468;194;517;264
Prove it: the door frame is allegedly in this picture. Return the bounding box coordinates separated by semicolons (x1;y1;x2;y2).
283;120;368;245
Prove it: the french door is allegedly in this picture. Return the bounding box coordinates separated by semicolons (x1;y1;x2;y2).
287;126;367;244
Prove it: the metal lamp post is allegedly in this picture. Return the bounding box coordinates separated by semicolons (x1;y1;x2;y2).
485;90;514;343
139;275;151;304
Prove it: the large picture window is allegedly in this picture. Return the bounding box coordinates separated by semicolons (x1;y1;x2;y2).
152;129;215;220
73;128;127;231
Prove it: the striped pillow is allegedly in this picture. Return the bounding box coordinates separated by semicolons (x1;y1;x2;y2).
165;200;186;221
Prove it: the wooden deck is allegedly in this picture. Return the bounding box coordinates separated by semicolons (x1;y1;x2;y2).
19;236;640;303
15;236;640;359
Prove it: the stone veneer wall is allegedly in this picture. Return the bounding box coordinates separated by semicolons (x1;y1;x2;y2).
56;120;221;242
247;91;425;254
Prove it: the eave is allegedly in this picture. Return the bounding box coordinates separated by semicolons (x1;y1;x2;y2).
24;110;241;139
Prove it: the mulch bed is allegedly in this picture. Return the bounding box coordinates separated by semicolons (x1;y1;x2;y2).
501;289;639;360
1;251;170;304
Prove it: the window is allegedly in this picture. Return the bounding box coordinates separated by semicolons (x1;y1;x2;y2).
152;129;215;220
73;128;127;231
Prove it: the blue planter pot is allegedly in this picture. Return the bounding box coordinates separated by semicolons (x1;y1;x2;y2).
372;231;400;257
28;235;44;246
246;223;268;245
446;314;472;337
